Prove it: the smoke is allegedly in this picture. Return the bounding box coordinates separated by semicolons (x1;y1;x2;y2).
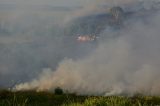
0;0;105;88
1;0;160;96
14;1;160;96
0;0;75;87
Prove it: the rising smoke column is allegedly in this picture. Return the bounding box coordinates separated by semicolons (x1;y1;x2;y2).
15;1;160;96
0;0;159;95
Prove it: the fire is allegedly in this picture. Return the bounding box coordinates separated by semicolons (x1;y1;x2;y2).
77;35;98;42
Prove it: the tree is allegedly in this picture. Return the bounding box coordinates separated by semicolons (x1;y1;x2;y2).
54;87;63;95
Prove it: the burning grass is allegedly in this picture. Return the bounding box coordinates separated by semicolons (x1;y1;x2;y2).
0;89;160;106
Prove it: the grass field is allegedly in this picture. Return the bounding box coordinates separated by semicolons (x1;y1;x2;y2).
0;89;160;106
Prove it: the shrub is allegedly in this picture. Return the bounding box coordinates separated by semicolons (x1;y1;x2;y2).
54;87;64;95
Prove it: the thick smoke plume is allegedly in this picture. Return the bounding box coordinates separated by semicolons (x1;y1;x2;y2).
0;0;75;87
15;1;160;96
1;0;160;96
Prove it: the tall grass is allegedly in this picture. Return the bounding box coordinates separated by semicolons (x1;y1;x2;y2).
5;95;28;106
63;96;160;106
1;90;160;106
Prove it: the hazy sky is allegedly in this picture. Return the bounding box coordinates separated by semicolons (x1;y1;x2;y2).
0;0;96;7
0;0;144;8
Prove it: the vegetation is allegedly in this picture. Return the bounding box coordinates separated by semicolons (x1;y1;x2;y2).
54;87;64;95
0;89;160;106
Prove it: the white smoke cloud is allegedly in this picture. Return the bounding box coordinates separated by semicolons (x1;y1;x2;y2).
15;5;160;96
1;0;160;96
0;0;73;87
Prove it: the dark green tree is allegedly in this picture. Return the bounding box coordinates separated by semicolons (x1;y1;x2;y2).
54;87;63;95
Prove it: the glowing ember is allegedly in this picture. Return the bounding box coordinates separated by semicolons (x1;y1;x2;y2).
77;35;98;42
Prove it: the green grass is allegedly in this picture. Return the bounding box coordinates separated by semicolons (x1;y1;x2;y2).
0;89;160;106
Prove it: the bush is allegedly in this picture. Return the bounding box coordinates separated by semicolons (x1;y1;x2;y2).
54;87;64;95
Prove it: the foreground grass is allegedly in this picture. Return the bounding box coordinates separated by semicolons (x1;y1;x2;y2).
1;89;160;106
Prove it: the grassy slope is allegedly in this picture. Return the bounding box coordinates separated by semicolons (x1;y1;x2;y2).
0;90;160;106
